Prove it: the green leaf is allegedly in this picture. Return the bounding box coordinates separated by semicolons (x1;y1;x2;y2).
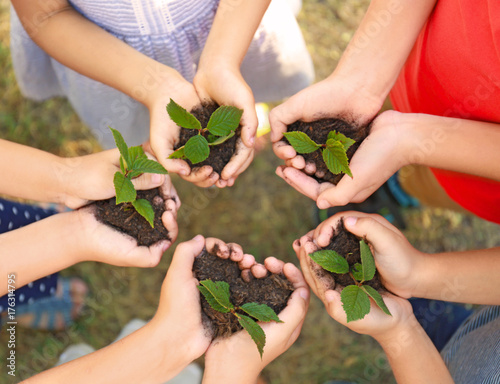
166;99;202;130
132;199;155;228
184;135;210;164
128;170;143;179
327;130;356;152
110;127;131;168
309;250;349;274
361;285;392;316
168;147;186;159
198;285;229;313
351;263;364;281
119;156;126;173
322;141;353;177
133;158;168;174
360;240;376;282
129;145;147;164
208;131;235;146
341;285;371;322
283;131;321;154
113;172;136;204
206;106;243;136
198;280;234;313
240;303;283;323
238;314;266;358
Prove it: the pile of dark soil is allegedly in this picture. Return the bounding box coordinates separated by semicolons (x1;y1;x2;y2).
285;118;369;184
193;248;294;338
175;102;241;175
93;188;170;247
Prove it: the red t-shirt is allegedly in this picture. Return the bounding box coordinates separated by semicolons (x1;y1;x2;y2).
390;0;500;224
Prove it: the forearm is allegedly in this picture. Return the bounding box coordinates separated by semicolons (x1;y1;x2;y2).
202;358;260;384
25;320;188;384
404;113;500;181
12;0;183;107
198;0;271;70
376;317;453;384
0;212;82;294
333;0;437;101
0;139;69;203
413;248;500;305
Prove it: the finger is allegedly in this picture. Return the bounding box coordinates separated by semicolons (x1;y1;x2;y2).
343;216;402;254
324;290;347;322
275;287;309;328
276;166;322;201
292;239;301;254
251;263;268;279
269;102;303;143
283;262;307;289
226;147;255;180
227;243;244;262
161;210;178;243
169;235;205;280
241;104;259;148
290;156;306;170
180;165;215;184
220;142;254;180
273;141;297;160
206;238;230;259
264;257;284;275
131;173;165;191
239;254;256;270
126;240;169;268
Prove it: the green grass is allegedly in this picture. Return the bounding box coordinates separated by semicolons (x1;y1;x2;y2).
1;0;500;383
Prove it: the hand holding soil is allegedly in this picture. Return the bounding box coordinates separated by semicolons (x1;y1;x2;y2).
194;65;258;187
93;176;180;247
201;243;309;383
72;206;172;268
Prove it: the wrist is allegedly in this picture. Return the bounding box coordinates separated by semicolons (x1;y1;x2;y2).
203;354;260;384
139;65;186;109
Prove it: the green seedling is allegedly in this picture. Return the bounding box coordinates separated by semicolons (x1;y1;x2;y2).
198;279;283;358
166;99;243;164
309;239;391;322
283;130;355;177
110;127;168;228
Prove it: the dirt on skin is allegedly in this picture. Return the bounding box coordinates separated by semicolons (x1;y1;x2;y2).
175;102;241;175
285;118;369;184
316;218;383;291
93;188;170;247
193;248;294;339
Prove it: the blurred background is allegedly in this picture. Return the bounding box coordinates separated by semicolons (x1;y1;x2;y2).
1;0;499;383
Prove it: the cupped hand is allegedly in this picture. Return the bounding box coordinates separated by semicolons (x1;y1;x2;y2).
202;254;309;384
194;65;257;187
294;211;423;303
147;76;222;187
63;148;175;209
270;74;385;204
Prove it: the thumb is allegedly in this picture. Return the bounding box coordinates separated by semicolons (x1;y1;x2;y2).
324;290;347;323
241;104;259;148
131;172;165;191
168;235;205;281
343;216;396;256
276;287;309;328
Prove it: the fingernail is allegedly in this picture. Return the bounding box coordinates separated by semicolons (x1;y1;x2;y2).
299;288;309;301
325;291;335;303
249;137;255;147
161;242;170;253
180;169;189;176
345;217;357;227
152;173;162;184
317;200;329;209
193;234;204;242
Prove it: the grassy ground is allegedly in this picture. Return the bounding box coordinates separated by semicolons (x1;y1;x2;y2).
1;1;500;383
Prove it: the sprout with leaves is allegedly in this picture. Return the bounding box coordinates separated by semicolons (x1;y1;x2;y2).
197;279;283;358
283;130;355;177
110;127;168;228
167;99;243;164
309;239;391;322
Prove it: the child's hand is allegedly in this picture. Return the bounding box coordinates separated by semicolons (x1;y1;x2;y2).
296;211;424;303
269;76;385;204
147;76;224;188
74;183;179;267
62;148;173;209
202;256;309;384
314;110;412;208
194;65;257;188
